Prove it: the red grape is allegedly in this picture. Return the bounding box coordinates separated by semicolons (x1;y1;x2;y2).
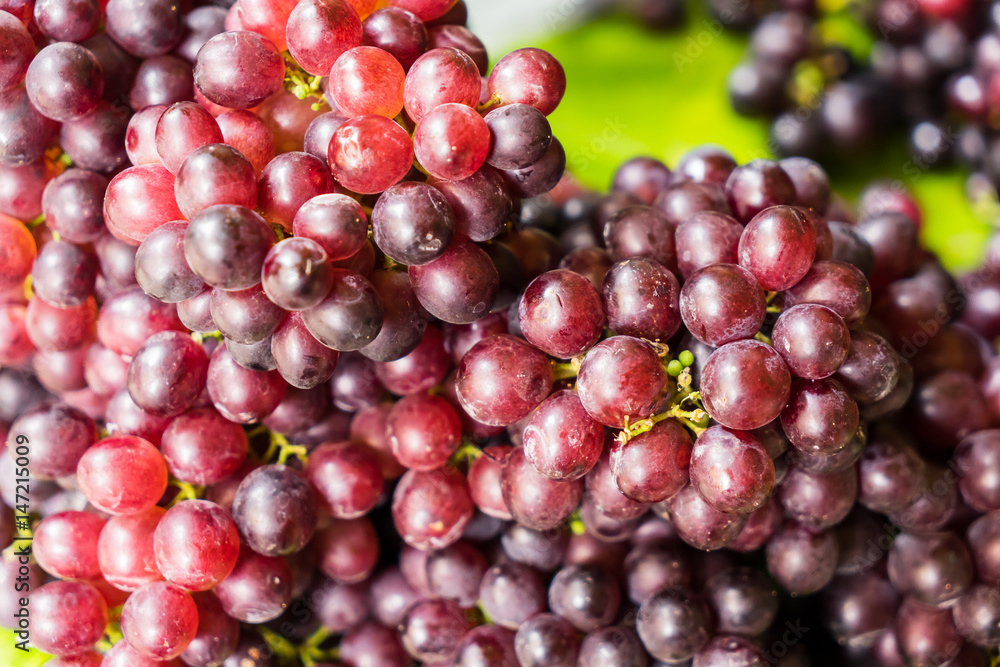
76;435;168;515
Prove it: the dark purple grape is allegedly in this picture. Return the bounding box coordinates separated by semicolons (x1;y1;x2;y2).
371;181;455;266
513;613;580;667
780;157;830;215
953;583;1000;648
637;587;712;663
194;31;285;110
779;464;857;529
213;547;293;623
135;221;206;303
127;331;209;419
665;485;748;551
771;304;850;379
724;159;796;224
184;204;275;291
479;559;547;628
857;430;926;514
601;257;681;341
834;330;901;404
40;173;109;250
674;211;743;279
409;239;499;324
893;596;963;667
602;205;677;272
483;103;552;171
302;269;384;352
453;624;518;667
522;389;603;481
765;522;838;595
911;370;992;449
232;464;317;556
392;466;474;550
362;6;428;72
888;531;973;607
206;344;287;423
547;564;620;632
738;205;816;291
780;378;859;454
25;42;104;122
31;240;98;309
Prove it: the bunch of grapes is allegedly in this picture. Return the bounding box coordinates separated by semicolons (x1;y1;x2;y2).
2;0;1000;666
724;0;1000;201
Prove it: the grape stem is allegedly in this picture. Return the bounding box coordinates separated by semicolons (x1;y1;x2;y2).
262;431;309;465
167;479;204;506
299;627;339;667
283;54;327;109
568;508;585;535
754;331;773;345
551;357;582;382
258;626;301;665
96;622;124;652
449;440;483;467
616;400;709;445
476;93;501;114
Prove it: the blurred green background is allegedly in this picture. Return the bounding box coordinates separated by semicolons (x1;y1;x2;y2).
535;5;993;272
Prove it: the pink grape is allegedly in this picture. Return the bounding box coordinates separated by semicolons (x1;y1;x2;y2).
97;506;166;591
286;0;363;76
488;48;566;116
154;500;240;591
103;164;185;244
413;103;490;181
328;46;406;118
76;436;168;515
403;47;480;121
120;581;199;660
194;31;285;110
328;115;414;194
29;581;108;656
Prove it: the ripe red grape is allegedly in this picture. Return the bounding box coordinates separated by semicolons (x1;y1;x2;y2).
29;581;108;656
286;0;363;76
690;426;775;514
121;581;198;659
576;336;667;429
701;339;791;431
77;435;168;515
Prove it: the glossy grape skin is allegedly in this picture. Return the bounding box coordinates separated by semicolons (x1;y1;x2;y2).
361;269;427;362
501;446;583;531
134;222;205;303
33;511;104;581
304;441;383;518
125;104;167;166
673;211;742;279
315;516;380;582
328;114;413;195
29;582;108;656
465;444;512;519
180;591;239;667
257;152;335;231
690;426;775;514
29;240;98;308
779;378;860;455
513;612;580;667
257;237;333;312
127;54;192;109
120;581;198;660
399;598;471;663
155;102;224;176
779;463;857;529
857;432;927;514
32;346;88;395
637;587;712;663
408;239;500;324
214;111;273;177
194;31;285;110
367;567;423;628
664;484;748;551
452;625;518;667
679;263;766;347
601;204;676;271
766;522;839;595
403;47;480;121
834;330;901;404
771;304;850;380
374;324;449;395
0;12;31;92
77;436;167;515
286;0;362;76
424;540;487;608
103;164;185;244
952;583;1000;648
184;204;274;291
361;6;428;72
488;47;565;116
152;500;239;592
576;336;667;429
693;635;768;667
701;340;792;431
301;269;383;351
386;393;461;470
887;531;973;607
174;144;257;222
0;216;34;294
893;596;963;667
25;43;104;123
339;621;410;667
822;569;899;648
59;100;130;173
0;304;32;365
521;389;603;482
782;260;872;328
828;221;875;275
911;370;992;449
127;331;209;419
519;269;604;358
9;403;96;479
414;102;490;181
328;46;405;119
954;430;1000;512
97;289;183;360
477;559;547;629
0;157;56;222
97;506;165;592
610;418;691;504
455;334;552;426
724;159;797;224
101;641;182;666
269;312;339;389
0;86;59;168
482;103;552;172
206;344;287;423
293;193;368;262
371;181;455;266
104;389;172;446
213;547;293;623
393;467;474;550
738;205;816;291
546;564;620;633
231;464;317;557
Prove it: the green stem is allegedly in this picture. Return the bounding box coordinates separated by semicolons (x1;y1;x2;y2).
258;626;300;664
754;331;773;345
263;430;309;465
450;440;483;466
167;479;203;506
551;358;581;382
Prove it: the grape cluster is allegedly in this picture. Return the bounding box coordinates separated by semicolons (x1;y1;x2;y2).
1;1;1000;667
723;0;1000;203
